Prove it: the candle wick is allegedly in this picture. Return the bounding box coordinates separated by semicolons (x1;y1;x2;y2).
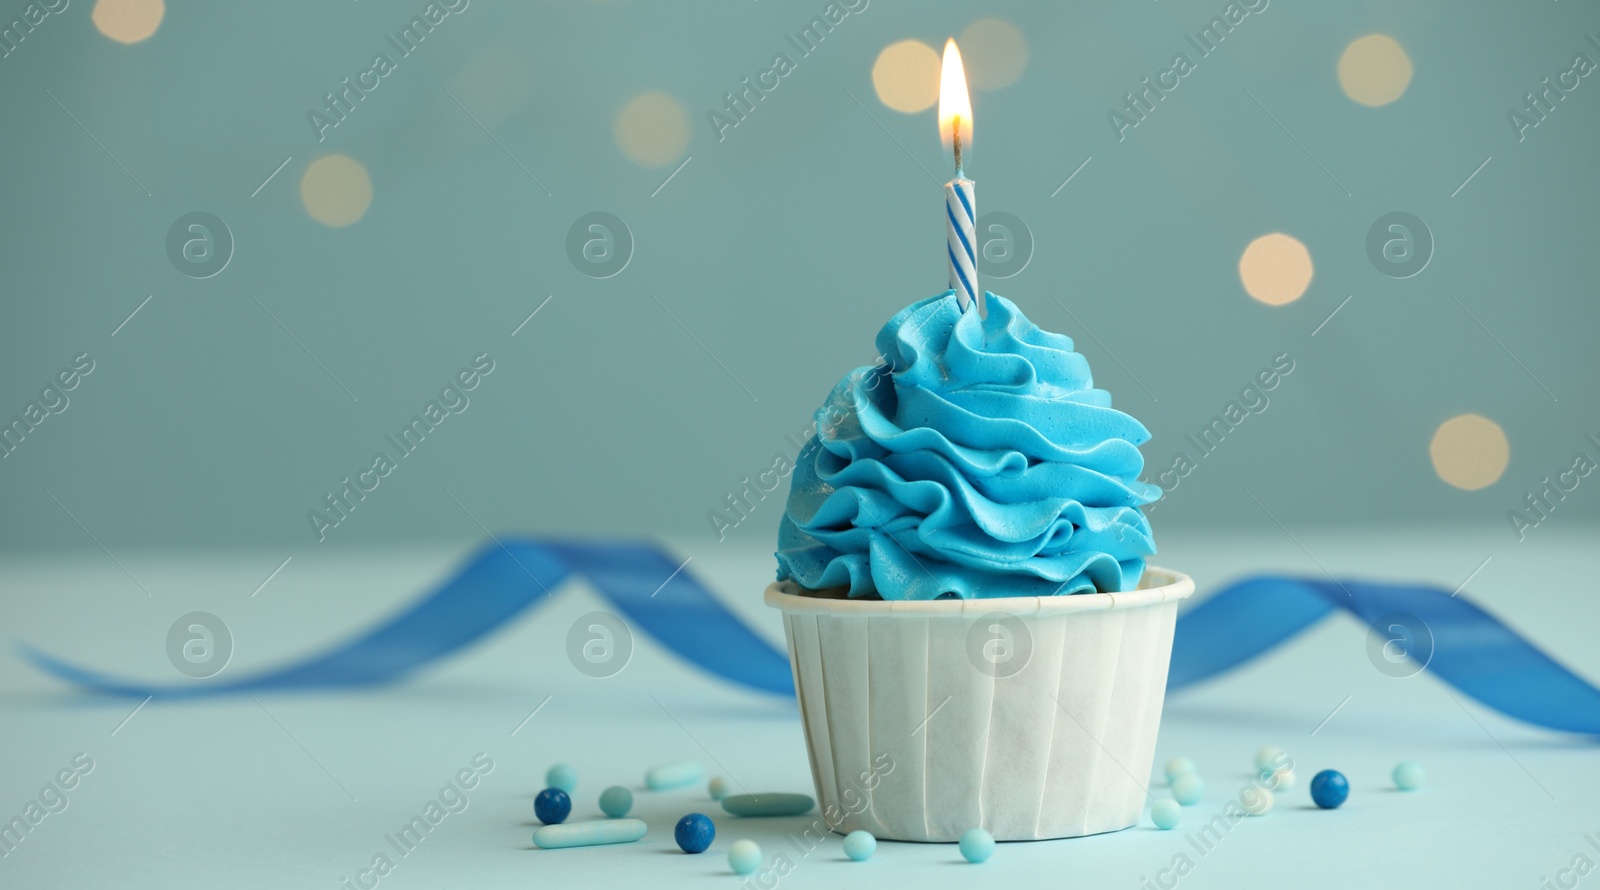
952;116;963;175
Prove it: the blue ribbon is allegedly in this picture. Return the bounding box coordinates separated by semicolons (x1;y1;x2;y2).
21;539;793;699
20;540;1600;735
1168;575;1600;735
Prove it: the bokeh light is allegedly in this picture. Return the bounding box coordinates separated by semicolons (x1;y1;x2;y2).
872;39;940;113
1238;233;1313;305
300;155;373;228
614;92;690;167
449;44;536;131
92;0;164;44
1430;414;1509;490
1338;35;1413;107
960;19;1028;91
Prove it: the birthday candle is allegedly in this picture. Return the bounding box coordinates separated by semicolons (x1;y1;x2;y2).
946;174;977;315
940;38;982;317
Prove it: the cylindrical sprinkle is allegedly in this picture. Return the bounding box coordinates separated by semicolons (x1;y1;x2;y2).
721;793;815;818
945;176;979;315
532;819;647;849
645;760;704;791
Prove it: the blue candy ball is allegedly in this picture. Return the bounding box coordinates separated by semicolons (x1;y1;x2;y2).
958;828;994;863
1310;769;1350;809
534;788;571;824
675;813;716;854
842;830;876;861
545;764;577;793
599;785;633;818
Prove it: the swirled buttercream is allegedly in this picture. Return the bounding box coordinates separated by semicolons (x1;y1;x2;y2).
775;292;1159;600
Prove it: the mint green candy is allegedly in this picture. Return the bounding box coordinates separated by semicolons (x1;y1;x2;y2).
1151;798;1182;830
1172;773;1204;806
843;830;876;861
1393;761;1425;791
599;785;632;818
532;818;646;849
959;828;994;863
728;839;762;875
546;764;577;793
645;761;704;791
721;793;814;817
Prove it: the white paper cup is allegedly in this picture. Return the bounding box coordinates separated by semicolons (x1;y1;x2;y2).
765;567;1194;842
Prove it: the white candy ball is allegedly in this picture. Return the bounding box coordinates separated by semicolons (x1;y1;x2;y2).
1255;745;1287;773
1270;767;1296;792
1242;786;1274;816
1164;756;1198;783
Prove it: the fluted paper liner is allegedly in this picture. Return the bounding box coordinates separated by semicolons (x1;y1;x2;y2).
766;567;1193;842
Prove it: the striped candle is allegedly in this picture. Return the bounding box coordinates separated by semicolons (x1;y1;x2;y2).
945;175;979;315
939;39;982;317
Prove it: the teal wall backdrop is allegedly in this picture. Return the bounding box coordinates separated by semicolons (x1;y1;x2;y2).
2;0;1596;553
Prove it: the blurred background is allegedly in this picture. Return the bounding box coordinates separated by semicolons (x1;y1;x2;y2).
2;0;1597;555
4;5;1600;887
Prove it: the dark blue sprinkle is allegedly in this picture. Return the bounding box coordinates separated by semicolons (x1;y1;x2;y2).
675;813;715;854
535;787;572;825
1310;770;1350;809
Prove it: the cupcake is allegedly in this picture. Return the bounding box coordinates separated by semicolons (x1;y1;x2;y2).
765;291;1193;842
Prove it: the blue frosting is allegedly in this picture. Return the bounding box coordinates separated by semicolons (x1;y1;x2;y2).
775;292;1159;600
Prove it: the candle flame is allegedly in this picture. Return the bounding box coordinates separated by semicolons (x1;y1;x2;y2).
938;38;972;157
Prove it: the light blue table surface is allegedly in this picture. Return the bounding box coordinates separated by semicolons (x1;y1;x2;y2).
2;526;1597;888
